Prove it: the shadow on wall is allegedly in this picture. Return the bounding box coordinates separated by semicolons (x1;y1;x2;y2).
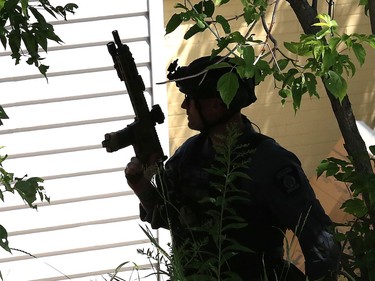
287;120;375;272
313;121;375;222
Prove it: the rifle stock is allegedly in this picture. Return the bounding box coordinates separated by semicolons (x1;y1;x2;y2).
102;30;166;166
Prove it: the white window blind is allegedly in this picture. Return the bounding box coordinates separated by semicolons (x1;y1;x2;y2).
0;0;169;280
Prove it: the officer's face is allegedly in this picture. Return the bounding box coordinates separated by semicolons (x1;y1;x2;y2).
181;95;227;131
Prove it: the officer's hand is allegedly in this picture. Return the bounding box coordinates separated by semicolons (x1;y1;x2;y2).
125;157;145;186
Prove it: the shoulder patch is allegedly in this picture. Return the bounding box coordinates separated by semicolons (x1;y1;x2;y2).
275;166;301;194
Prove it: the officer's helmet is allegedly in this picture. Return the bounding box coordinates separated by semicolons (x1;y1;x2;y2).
167;56;256;111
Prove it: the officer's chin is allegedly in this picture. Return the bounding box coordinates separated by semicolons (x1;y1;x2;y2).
187;121;202;131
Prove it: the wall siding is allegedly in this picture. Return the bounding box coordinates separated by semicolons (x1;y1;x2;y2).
0;0;168;280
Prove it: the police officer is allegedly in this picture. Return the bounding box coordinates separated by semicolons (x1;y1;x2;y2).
125;56;340;280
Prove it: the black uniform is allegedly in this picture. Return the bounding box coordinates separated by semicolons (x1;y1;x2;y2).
138;116;339;281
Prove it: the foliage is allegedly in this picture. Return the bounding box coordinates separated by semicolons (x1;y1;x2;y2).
165;0;273;108
113;125;260;281
171;125;253;280
165;0;375;280
280;14;375;109
316;146;375;280
0;148;50;253
0;0;78;78
0;104;8;125
0;1;77;276
165;1;375;112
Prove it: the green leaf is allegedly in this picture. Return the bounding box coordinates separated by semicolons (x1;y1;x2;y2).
21;30;38;56
276;58;289;71
29;6;47;25
0;224;11;252
184;23;205;40
324;70;347;102
4;0;18;11
328;36;341;50
216;15;230;34
36;30;48;52
344;58;356;77
235;46;255;78
352;42;366;66
0;0;5;11
217;72;239;108
282;68;299;88
165;13;183;35
15;181;37;208
215;0;230;5
203;0;215;17
228;31;245;44
243;5;258;24
38;64;49;79
20;0;28;17
9;30;21;63
304;72;318;98
341;198;367;218
242;45;255;66
284;41;300;55
14;177;46;209
322;48;337;71
0;105;9;126
315;13;331;24
316;158;340;178
254;59;272;85
211;39;229;57
315;27;331;40
279;88;291;99
291;76;305;110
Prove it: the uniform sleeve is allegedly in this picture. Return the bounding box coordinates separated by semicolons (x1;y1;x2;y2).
137;184;170;229
138;142;186;230
251;140;340;280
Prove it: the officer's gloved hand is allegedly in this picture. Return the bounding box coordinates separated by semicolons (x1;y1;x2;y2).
125;157;144;185
305;230;341;281
125;156;160;196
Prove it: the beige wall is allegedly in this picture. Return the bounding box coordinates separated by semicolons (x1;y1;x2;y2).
163;0;375;178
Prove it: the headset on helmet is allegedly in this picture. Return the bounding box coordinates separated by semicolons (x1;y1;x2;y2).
167;56;257;111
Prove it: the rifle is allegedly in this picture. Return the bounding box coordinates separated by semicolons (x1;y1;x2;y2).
102;30;166;167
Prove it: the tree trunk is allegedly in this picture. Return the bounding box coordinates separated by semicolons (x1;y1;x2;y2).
286;0;374;180
369;0;375;34
287;1;374;279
